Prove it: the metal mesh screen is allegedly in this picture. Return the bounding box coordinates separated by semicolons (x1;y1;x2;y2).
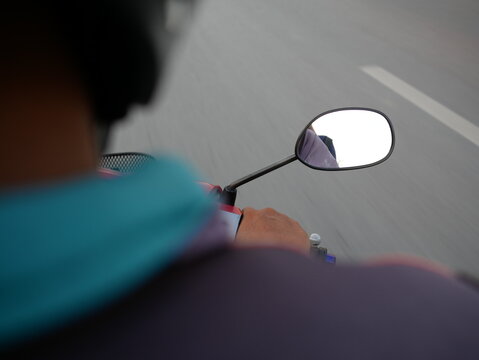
99;152;155;174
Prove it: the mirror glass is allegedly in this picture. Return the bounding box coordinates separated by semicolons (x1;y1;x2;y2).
296;109;393;170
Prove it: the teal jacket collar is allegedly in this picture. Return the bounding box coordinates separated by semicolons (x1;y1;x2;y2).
0;156;215;347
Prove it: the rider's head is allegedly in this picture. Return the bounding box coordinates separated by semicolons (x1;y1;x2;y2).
0;0;196;188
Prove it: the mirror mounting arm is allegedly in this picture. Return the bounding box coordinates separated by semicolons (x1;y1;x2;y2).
220;154;297;206
226;154;297;190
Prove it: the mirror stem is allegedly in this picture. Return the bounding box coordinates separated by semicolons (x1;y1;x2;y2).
223;154;297;195
220;154;297;206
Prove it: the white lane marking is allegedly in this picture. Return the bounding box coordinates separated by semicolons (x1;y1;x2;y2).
361;65;479;147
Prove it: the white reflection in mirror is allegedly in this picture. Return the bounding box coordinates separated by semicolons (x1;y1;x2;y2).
303;110;392;168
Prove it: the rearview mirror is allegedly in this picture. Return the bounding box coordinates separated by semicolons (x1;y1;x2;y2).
295;108;394;170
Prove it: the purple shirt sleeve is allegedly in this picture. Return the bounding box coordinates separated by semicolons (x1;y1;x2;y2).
299;129;338;168
180;210;232;261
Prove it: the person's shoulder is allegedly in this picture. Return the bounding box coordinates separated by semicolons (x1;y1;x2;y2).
6;248;479;360
165;248;479;358
172;248;479;305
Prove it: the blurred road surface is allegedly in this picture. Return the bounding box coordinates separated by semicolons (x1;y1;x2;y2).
108;0;479;275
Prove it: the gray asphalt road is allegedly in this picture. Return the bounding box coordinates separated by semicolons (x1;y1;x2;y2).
108;0;479;275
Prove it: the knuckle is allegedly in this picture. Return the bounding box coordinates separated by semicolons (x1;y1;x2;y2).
263;207;279;215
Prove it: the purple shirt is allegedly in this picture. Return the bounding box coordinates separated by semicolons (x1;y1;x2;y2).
298;129;339;168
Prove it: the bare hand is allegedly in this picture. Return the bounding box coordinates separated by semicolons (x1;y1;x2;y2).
235;207;310;255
